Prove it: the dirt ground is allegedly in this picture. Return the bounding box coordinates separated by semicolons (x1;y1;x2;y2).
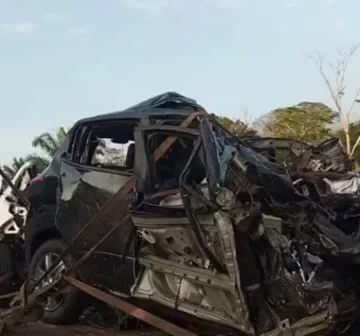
0;307;338;336
2;320;338;336
3;322;336;336
4;322;166;336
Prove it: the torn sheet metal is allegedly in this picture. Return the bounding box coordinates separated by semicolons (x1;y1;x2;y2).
323;176;360;196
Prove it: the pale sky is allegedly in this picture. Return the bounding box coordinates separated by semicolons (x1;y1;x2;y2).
0;0;359;164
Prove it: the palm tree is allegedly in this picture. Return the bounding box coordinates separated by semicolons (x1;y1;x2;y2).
32;127;110;164
3;126;113;180
32;126;68;158
2;157;27;179
2;154;49;179
2;127;69;179
24;154;50;173
1;165;16;179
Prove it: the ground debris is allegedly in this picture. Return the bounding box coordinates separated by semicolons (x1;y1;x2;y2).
5;322;166;336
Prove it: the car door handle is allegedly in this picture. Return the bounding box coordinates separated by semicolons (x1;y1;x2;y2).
61;172;66;177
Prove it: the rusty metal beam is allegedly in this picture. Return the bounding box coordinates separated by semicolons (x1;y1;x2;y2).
152;111;206;162
28;175;137;293
65;276;198;336
67;214;131;274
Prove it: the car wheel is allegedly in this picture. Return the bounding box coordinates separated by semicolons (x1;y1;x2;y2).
28;239;85;324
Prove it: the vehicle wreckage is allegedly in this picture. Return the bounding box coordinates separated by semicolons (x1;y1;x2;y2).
0;161;36;296
1;93;360;335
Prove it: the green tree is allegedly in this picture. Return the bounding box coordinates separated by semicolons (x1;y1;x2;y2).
2;127;69;179
211;114;257;136
32;126;68;158
1;165;16;179
2;154;49;179
32;126;107;159
260;102;336;141
2;157;30;178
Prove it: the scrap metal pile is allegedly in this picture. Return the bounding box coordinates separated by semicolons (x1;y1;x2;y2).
239;136;360;333
2;94;360;336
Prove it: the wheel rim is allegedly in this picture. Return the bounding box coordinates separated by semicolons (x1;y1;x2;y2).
34;252;67;312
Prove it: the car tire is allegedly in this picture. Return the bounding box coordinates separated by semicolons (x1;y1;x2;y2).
28;239;85;324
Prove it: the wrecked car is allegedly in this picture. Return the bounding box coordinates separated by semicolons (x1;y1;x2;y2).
244;136;360;246
0;161;36;294
23;93;360;335
240;136;312;168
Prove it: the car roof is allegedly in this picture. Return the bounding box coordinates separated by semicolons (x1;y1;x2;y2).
74;92;205;126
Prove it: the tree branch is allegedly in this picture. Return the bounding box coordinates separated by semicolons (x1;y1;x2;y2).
347;87;360;117
316;53;342;114
351;134;360;156
310;44;360;154
283;123;297;135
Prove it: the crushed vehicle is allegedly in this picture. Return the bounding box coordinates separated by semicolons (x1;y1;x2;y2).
0;161;36;294
243;136;360;243
21;93;360;335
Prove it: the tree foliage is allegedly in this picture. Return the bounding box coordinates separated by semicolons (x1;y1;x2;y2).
2;154;49;178
212;114;257;136
2;126;111;179
32;126;68;158
2;127;69;179
260;102;336;141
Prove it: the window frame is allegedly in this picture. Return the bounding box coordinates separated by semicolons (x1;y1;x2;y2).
65;119;139;176
137;125;201;194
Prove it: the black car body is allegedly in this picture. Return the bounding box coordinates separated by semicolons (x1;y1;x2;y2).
23;93;360;335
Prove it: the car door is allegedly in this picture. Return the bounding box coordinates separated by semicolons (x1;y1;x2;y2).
55;120;138;295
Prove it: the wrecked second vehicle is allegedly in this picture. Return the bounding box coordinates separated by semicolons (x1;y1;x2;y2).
0;161;36;294
22;93;360;335
244;136;360;257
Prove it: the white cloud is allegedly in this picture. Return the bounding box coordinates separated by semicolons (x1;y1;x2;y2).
115;0;246;14
69;26;90;35
281;0;300;7
210;0;246;10
14;23;35;34
0;22;35;35
332;18;347;31
116;0;171;14
322;0;340;4
43;13;68;23
117;0;341;13
272;0;341;7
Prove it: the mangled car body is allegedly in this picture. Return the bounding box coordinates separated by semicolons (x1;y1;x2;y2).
0;161;35;238
0;161;36;293
244;136;360;245
23;93;360;334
